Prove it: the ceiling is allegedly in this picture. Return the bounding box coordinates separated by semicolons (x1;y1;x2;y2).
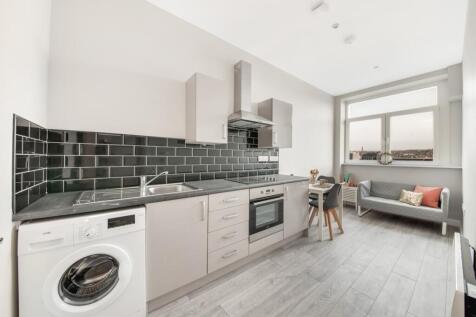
148;0;468;96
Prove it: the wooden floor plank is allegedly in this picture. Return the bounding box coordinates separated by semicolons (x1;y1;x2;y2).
326;287;374;317
407;254;448;317
368;273;416;317
352;244;403;299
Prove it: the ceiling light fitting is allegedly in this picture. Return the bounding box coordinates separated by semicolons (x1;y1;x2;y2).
331;22;340;29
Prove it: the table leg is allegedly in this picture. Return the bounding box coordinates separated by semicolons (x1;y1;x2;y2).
339;189;344;226
318;192;324;241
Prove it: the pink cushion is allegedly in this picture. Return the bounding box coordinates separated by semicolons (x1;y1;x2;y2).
414;185;443;208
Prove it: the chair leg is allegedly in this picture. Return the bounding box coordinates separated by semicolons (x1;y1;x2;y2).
325;211;333;240
331;208;344;234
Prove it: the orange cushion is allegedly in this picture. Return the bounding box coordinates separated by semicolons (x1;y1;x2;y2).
414;186;443;208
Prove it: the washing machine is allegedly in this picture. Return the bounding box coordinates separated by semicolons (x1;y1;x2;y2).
18;207;146;317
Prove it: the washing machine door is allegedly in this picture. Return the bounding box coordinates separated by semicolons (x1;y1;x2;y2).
59;254;119;306
43;244;133;317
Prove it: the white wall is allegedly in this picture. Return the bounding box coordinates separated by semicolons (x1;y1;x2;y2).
0;0;51;316
47;0;334;178
462;0;476;247
334;66;464;222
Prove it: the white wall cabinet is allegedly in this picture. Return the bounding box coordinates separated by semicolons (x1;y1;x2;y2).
283;181;309;238
258;98;293;148
146;196;208;300
186;73;228;144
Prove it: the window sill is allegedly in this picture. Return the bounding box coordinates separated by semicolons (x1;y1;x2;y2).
342;162;462;169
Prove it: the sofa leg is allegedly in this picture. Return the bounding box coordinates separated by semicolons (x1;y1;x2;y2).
357;206;372;217
442;222;447;236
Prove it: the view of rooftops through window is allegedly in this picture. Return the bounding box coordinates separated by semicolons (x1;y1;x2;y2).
347;86;437;162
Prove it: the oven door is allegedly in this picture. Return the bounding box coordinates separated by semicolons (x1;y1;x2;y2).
249;195;284;240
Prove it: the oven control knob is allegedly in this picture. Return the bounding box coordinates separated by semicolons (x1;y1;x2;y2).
272;189;274;192
260;191;264;194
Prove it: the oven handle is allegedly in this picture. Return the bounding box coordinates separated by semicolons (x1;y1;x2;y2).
251;197;283;206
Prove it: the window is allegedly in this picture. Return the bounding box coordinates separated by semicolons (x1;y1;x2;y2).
346;86;438;163
348;86;438;118
348;118;382;161
389;112;434;161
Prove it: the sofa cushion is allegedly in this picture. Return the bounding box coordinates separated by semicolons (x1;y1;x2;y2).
370;181;415;200
415;185;443;208
399;189;424;206
361;196;443;222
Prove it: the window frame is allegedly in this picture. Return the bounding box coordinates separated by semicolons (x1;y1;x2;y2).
345;89;440;166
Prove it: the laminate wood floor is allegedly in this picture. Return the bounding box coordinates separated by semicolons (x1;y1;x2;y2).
149;207;457;317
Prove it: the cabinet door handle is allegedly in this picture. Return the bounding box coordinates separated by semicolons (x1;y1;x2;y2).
222;123;227;139
222;250;238;259
201;201;206;221
222;213;238;220
222;231;238;239
0;237;3;243
222;197;239;203
272;131;278;146
285;186;288;199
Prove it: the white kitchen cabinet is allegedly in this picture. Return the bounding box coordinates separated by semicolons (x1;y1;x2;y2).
258;98;293;148
186;73;228;144
146;196;208;300
208;239;249;273
283;181;309;239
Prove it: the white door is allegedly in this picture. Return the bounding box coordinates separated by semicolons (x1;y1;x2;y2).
146;196;208;300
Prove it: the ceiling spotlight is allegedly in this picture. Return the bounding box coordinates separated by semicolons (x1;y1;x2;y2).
344;34;356;45
311;1;329;12
373;65;380;69
331;22;340;29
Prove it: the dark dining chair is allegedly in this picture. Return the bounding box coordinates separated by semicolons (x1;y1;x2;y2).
308;183;343;240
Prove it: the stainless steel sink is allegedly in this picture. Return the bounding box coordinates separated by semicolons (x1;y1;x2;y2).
146;183;200;195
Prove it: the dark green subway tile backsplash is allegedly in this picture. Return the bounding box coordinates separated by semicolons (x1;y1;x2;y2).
13;115;279;213
13;115;47;213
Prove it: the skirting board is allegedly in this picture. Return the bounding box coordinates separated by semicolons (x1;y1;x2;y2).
147;230;305;312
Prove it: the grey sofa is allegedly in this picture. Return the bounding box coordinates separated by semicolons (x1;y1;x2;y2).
357;180;450;235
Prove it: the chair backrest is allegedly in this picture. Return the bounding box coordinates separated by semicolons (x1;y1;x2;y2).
324;183;342;210
318;175;336;184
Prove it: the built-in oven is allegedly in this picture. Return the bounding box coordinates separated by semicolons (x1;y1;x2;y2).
249;185;284;243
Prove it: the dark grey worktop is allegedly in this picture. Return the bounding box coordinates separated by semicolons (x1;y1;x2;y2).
13;175;308;222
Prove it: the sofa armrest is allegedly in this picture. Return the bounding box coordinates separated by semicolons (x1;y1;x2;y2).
440;187;450;219
357;180;371;205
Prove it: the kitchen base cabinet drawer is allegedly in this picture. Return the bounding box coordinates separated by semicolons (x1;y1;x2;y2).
208;221;249;253
208;204;249;232
209;189;249;211
208;239;249;273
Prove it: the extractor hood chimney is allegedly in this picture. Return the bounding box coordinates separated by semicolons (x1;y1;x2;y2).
228;61;274;129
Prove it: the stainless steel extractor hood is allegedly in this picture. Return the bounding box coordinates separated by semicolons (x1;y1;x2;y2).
228;61;274;129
